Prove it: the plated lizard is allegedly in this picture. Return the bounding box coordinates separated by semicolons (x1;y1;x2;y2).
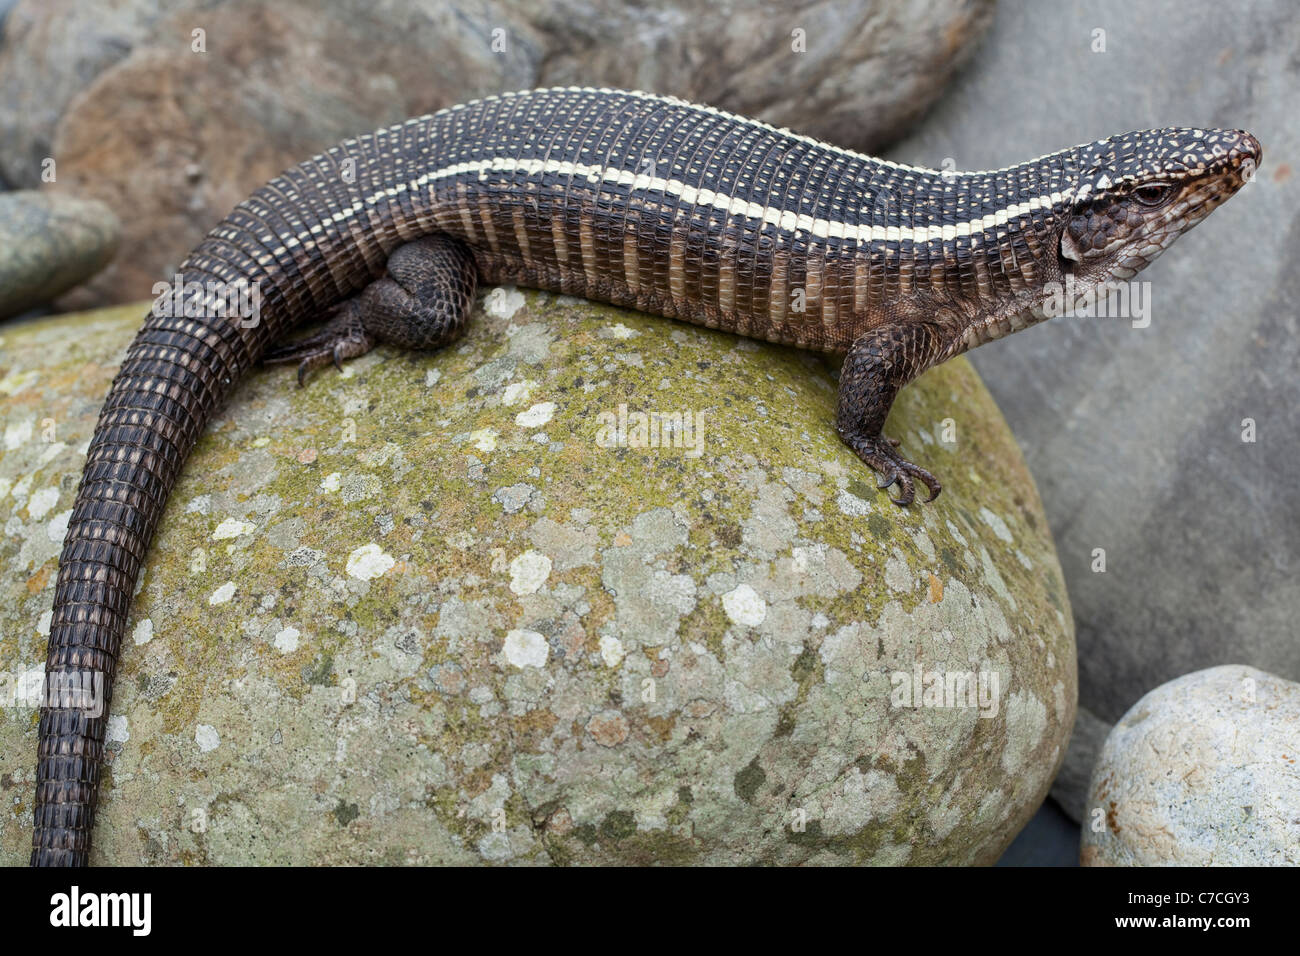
30;87;1259;865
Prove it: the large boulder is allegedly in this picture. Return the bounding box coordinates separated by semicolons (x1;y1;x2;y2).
1;290;1073;865
0;0;994;308
1081;666;1300;866
890;0;1300;816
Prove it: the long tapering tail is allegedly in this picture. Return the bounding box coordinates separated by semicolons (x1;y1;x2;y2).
31;292;264;865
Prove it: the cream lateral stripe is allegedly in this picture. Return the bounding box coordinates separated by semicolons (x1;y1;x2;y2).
261;155;1072;262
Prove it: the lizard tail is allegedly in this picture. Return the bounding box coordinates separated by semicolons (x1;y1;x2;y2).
30;129;409;864
26;186;357;863
31;280;266;865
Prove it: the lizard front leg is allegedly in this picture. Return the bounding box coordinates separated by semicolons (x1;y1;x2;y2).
264;233;478;385
836;320;948;506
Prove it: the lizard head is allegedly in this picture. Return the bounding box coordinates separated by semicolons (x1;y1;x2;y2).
1059;128;1260;286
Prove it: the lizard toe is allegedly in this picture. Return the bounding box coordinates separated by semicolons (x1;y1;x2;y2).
265;300;374;385
844;432;942;506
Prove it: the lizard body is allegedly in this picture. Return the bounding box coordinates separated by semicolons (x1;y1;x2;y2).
31;87;1259;865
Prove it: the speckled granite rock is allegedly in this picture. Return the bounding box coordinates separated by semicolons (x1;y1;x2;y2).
0;191;119;318
0;0;993;307
0;290;1074;865
1081;666;1300;866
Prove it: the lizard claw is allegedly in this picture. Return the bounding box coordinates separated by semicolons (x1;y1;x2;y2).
264;300;375;386
843;432;942;506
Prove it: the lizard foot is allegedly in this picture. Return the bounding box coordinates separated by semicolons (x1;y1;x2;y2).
263;300;376;386
841;433;941;506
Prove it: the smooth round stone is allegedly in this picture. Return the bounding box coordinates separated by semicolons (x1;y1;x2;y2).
1081;665;1300;866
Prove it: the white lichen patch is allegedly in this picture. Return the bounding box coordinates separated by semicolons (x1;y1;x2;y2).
945;519;968;547
26;486;59;520
722;584;766;627
9;473;32;503
822;767;902;835
46;509;70;542
1000;690;1048;775
209;582;236;605
132;618;153;646
492;483;537;514
38;440;67;465
599;635;625;667
195;724;220;753
319;472;342;492
884;555;914;593
274;626;301;653
212;517;255;540
527;517;598;571
979;546;1017;611
836;487;873;517
485;285;526;319
978;507;1014;543
502;380;536;405
515;402;555;429
468;428;498;452
508;550;551;595
341;473;382;503
910;529;936;562
3;417;32;449
346;543;395;581
106;715;130;745
600;323;640;340
503;629;549;668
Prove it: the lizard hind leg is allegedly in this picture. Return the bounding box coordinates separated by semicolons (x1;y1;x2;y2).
264;233;479;386
836;320;948;506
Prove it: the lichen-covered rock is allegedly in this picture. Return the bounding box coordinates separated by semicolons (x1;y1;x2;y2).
0;191;119;318
1081;666;1300;866
0;290;1073;865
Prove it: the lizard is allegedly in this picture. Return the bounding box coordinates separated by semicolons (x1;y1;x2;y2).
28;86;1259;866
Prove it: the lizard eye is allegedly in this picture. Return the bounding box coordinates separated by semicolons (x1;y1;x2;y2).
1134;183;1174;206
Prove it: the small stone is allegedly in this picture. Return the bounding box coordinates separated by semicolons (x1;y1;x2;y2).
1081;666;1300;866
0;192;119;318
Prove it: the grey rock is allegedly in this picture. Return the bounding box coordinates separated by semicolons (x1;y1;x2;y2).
891;0;1300;729
1080;666;1300;866
0;0;993;305
0;191;119;319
